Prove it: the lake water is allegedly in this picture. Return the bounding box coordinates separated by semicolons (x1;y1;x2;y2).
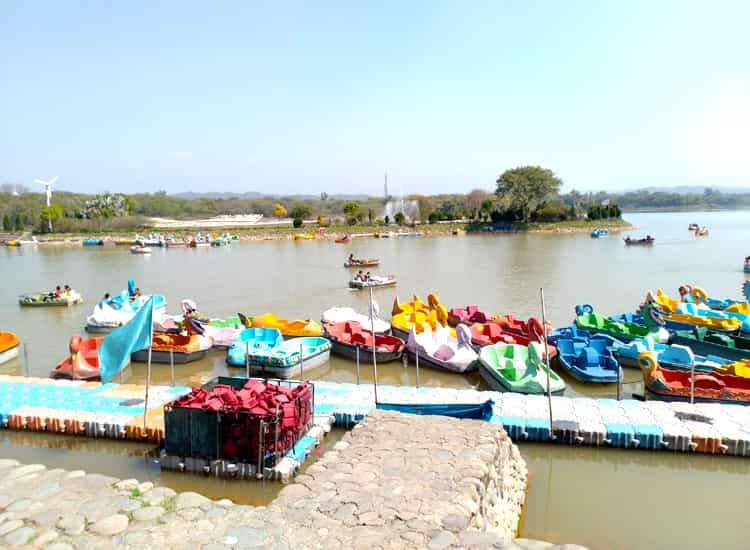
1;210;749;549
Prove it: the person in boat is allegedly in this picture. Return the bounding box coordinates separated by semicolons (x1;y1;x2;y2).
53;285;62;297
365;271;371;282
348;253;355;264
64;284;71;295
646;235;652;241
99;292;111;308
129;287;142;302
355;270;364;281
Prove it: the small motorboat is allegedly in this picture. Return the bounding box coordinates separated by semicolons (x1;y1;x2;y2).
130;245;152;254
695;226;709;236
478;341;565;395
251;312;323;337
226;327;331;379
744;256;750;273
0;331;20;365
448;305;491;327
590;227;609;238
19;290;83;307
344;258;380;267
639;349;750;404
189;236;211;247
335;235;352;244
470;323;558;358
324;321;404;363
321;302;390;334
348;275;397;290
82;238;103;246
624;235;655;246
556;333;622;384
406;323;478;373
50;335;104;381
166;238;186;247
688;223;699;231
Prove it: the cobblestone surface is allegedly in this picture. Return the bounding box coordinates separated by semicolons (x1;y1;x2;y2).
0;411;588;549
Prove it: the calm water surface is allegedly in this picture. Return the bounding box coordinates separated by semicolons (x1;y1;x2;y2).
1;210;749;549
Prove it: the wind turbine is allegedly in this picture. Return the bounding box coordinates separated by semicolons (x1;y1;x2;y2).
35;176;58;231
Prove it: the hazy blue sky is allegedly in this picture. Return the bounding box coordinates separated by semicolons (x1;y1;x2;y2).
2;1;748;195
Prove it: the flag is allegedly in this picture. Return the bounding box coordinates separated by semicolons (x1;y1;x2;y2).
99;296;153;383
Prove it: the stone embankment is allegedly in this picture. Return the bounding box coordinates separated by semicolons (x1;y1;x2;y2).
0;410;587;549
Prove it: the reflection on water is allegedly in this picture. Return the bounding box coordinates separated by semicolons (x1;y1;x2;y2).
0;427;347;505
519;443;750;550
1;211;749;548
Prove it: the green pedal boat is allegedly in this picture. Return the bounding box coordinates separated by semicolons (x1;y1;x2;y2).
478;341;566;395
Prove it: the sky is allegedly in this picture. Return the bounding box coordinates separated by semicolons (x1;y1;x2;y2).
1;1;749;195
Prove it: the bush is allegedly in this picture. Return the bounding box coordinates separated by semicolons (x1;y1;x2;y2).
428;211;439;224
530;202;569;222
292;218;303;228
394;212;405;225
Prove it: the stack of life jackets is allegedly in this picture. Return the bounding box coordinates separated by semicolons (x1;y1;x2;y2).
173;379;313;462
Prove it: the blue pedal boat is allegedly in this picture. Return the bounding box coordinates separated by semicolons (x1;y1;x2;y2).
556;333;622;383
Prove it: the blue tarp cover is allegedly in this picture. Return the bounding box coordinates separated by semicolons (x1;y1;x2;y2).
376;399;494;421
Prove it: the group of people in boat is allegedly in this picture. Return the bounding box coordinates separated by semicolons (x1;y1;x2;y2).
45;285;73;300
98;286;142;309
353;270;372;282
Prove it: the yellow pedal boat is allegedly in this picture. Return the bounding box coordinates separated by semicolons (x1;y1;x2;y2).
251;312;323;337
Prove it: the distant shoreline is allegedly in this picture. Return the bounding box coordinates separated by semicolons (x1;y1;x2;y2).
3;218;638;246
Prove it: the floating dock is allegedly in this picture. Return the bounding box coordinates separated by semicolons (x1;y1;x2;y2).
2;375;750;459
313;381;750;456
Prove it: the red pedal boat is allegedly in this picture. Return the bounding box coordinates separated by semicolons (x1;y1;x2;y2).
323;321;404;363
448;305;491;326
470;323;557;358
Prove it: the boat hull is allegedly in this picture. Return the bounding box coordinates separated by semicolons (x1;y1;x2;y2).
349;279;396;290
131;349;208;364
344;261;379;267
478;362;565;395
85;323;119;334
231;348;331;379
0;344;20;365
330;339;403;363
406;349;477;373
669;335;750;362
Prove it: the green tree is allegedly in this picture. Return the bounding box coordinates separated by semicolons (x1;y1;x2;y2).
14;214;23;231
394;212;405;225
496;166;563;222
290;203;312;220
480;199;494;221
466;189;490;219
40;204;63;232
2;214;11;231
292;218;303;228
343;202;360;225
428;211;439;224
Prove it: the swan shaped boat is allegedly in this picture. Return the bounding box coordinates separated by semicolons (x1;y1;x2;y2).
406;323;478;373
479;341;566;395
51;335;104;381
0;332;20;365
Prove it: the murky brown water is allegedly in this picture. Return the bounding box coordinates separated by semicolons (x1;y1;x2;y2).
1;210;749;549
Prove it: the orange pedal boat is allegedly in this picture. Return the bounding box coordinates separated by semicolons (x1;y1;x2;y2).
51;334;104;381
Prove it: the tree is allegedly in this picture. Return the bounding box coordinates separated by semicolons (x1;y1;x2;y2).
480;199;494;221
367;209;374;224
2;214;11;231
466;189;490;219
40;204;63;232
273;203;287;218
14;214;23;231
320;192;328;201
428;211;439;224
292;218;303;228
408;194;432;222
384;215;390;225
290;203;312;220
343;202;360;225
496;166;563;222
394;212;405;225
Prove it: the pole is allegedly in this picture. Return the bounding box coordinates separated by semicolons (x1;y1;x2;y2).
299;342;304;380
245;341;249;379
170;349;175;387
23;343;29;377
616;367;621;401
369;287;379;404
539;288;554;438
355;345;361;385
415;347;420;388
257;419;265;479
690;360;695;404
143;346;152;434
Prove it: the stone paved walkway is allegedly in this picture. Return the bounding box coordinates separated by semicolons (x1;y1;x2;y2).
0;410;587;549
